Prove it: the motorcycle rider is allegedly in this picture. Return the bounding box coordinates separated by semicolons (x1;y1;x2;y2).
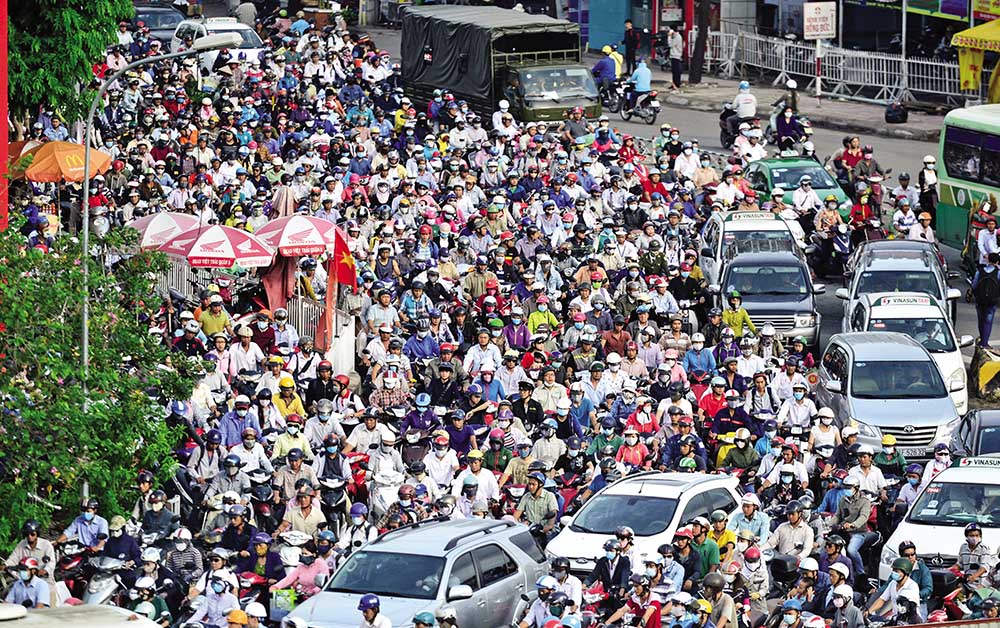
624;58;652;114
141;490;178;537
164;527;204;588
204;454;250;504
57;497;108;552
6;520;56;600
892;196;918;237
592;46;618;92
792;175;821;215
760;499;813;562
130;576;171;626
727;81;757;136
513;471;558;534
337;503;378;554
519;576;560;628
5;557;49;608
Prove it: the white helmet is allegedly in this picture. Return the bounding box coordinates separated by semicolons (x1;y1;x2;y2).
923;155;936;164
606;352;622;364
691;332;706;343
833;584;854;599
246;602;267;618
786;79;798;90
498;99;510;111
134;602;156;619
738;122;751;132
140;547;161;563
135;576;156;590
741;493;761;507
800;557;819;572
173;527;193;540
436;607;458;621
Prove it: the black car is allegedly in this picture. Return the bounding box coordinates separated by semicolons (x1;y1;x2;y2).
134;3;186;42
950;409;1000;456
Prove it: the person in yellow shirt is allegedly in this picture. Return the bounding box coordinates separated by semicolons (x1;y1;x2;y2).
610;44;625;78
273;376;306;418
199;294;234;337
721;290;756;338
270;415;312;462
708;510;738;564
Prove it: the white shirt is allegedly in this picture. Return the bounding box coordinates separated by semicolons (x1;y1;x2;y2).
229;342;265;376
980;227;1000;264
360;612;393;628
452;467;500;502
848;464;887;494
423;450;460;488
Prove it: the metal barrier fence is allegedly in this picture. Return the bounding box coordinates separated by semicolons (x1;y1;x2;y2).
698;29;974;106
285;296;324;343
156;258;198;301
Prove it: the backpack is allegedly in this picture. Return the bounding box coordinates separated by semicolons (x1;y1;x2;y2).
976;268;1000;305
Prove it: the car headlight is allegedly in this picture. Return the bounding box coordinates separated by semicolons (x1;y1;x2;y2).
935;414;962;443
881;545;898;566
851;419;879;439
949;368;968;386
794;313;816;328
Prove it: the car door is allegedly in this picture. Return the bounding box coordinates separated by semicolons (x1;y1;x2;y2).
446;551;484;627
472;544;522;626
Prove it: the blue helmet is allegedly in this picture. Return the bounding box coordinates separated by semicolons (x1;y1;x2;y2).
169;400;189;416
358;593;380;611
416;393;431;408
350;503;369;517
562;616;582;628
413;611;436;626
739;80;750;91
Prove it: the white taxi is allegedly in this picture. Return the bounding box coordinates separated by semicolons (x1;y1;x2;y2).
841;292;972;415
699;211;805;286
880;457;1000;580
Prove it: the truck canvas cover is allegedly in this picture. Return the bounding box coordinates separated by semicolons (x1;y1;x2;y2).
400;6;578;100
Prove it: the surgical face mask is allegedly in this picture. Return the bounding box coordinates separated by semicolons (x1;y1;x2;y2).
227;466;239;476
603;427;614;436
287;425;300;435
18;570;30;582
491;330;501;337
833;597;846;608
236;409;248;418
968;535;981;547
793;391;805;401
783;613;796;625
352;516;364;526
684;148;693;155
890;571;902;582
111;528;123;538
512;317;522;325
692;342;704;351
766;431;777;440
736;541;748;552
727;400;739;409
626;436;638;446
936;452;949;462
538;305;548;312
574;322;584;330
907;477;919;486
152;502;164;512
781;475;793;485
821;417;833;426
646;567;658;578
243;438;256;449
175;541;188;552
211;582;226;593
83;512;95;522
436;449;448;458
381;445;393;454
606;551;616;560
884;446;895;455
670;134;680;140
257;321;269;330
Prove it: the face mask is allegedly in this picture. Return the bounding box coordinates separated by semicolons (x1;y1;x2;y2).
692;343;704;351
646;567;658;577
736;541;748;552
723;573;735;584
626;436;638;446
727;400;739;409
783;614;796;625
436;449;447;458
300;555;317;566
499;420;511;429
18;570;30;582
603;428;614;436
211;582;225;593
257;322;269;330
781;475;793;484
968;536;981;547
684;148;693;155
152;502;164;512
671;134;680;140
890;572;902;582
260;399;270;407
793;392;805;401
907;477;919;486
287;426;300;435
175;542;188;552
833;598;845;608
83;512;95;522
538;305;548;312
352;516;364;526
936;453;949;462
236;409;248;418
606;551;616;560
512;317;522;325
884;446;895;455
111;528;123;538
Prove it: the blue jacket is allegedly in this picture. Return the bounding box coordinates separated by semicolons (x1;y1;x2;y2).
592;56;617;82
628;62;652;92
683;348;716;374
403;334;440;361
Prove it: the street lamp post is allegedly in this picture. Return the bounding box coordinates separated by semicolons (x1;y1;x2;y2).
80;33;241;387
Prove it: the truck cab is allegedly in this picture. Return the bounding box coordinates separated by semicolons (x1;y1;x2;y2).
499;63;600;123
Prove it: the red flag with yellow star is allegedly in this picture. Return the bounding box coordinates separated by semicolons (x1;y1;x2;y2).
333;226;357;289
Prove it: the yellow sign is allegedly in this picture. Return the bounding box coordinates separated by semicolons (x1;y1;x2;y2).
974;0;1000;18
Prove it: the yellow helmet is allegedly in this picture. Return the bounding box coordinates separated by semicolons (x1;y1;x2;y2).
279;375;295;389
227;609;248;625
697;599;713;614
882;434;897;447
602;45;613;54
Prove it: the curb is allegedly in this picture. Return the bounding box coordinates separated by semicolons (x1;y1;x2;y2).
648;79;941;143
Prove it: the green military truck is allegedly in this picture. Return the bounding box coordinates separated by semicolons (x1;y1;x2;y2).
400;5;601;124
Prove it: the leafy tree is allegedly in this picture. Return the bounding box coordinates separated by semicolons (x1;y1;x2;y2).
0;219;195;552
8;0;134;123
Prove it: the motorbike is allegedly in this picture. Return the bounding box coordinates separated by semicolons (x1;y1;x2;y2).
862;169;892;210
247;468;278;533
370;468;406;520
809;224;852;278
580;582;610;628
238;570;268;608
620;85;661;125
275;530;313;577
599;79;625;114
318;475;350;538
554;472;585;517
55;538;89;599
767;552;801;599
498;483;527;518
401;428;431;466
82;555;129;605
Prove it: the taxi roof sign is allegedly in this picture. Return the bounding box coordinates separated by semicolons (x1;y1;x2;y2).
725;212;778;221
874;295;933;307
956;456;1000;468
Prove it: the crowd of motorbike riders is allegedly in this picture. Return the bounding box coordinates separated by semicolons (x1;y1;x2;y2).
3;5;975;628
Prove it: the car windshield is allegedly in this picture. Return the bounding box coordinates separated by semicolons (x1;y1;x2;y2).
570;494;678;536
980;427;1000;455
908;481;1000;526
216;28;263;49
725;264;808;296
327;550;445;600
856;271;941;299
137;10;183;29
850;359;947;399
868;317;956;353
770;165;837;189
521;68;599;101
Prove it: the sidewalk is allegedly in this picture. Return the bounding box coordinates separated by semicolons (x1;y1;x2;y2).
589;52;944;142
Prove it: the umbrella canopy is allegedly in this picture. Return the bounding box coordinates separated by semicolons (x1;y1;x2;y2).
126;212;205;249
253;215;339;256
953;19;1000;52
7;140;42;165
12;141;113;182
159;224;275;268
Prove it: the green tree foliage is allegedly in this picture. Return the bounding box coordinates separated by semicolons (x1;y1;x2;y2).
8;0;134;122
0;220;195;552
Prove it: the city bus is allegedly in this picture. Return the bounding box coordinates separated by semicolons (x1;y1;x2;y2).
936;104;1000;270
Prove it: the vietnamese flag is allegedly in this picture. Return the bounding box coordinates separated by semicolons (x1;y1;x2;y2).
315;226;357;351
333;226;358;290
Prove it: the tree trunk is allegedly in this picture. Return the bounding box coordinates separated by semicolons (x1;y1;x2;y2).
688;0;711;84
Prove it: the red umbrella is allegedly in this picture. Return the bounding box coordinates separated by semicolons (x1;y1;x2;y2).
159;224;275;268
126;212;204;249
253;215;339;256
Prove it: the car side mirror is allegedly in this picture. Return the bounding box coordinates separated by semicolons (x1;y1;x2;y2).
314;574;328;588
448;584;474;601
826;380;843;394
560;515;573;527
803;245;817;256
835;288;849;301
949;379;965;392
813;283;826;295
947;288;962;301
960;335;975;348
948;271;962;280
707;284;720;294
701;247;714;259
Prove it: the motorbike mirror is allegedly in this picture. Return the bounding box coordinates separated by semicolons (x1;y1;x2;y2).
448;584;474;602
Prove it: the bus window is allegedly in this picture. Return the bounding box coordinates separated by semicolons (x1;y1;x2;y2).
944;126;983;183
982;134;1000;187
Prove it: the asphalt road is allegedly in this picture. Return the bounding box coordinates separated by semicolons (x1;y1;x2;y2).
367;26;980;363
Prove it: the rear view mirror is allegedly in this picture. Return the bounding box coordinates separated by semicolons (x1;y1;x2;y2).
813;283;826;295
560;515;573;527
949;379;965;392
947;288;962;301
315;574;328;588
960;335;975;348
826;380;843;394
835;288;849;301
448;585;474;601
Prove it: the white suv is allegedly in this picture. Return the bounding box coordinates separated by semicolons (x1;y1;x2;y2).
547;472;741;575
170;17;265;72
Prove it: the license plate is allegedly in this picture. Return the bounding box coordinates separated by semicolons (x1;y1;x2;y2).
650;100;661;107
900;447;928;458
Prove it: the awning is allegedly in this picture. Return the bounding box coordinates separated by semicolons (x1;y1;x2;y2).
953;18;1000;52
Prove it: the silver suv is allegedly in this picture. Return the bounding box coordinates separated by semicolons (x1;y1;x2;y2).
287;518;549;628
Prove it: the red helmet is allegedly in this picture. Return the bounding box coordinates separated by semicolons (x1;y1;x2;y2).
419;224;432;235
485;278;499;290
318;360;333;371
334;374;350;387
20;557;39;569
745;547;761;561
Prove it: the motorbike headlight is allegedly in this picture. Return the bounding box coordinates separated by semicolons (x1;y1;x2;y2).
794;313;816;328
880;545;899;566
935;414;962;443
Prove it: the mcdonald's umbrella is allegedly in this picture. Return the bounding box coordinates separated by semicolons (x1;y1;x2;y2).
253;215;339;256
125;212;204;249
159;224;275;268
12;141;113;182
